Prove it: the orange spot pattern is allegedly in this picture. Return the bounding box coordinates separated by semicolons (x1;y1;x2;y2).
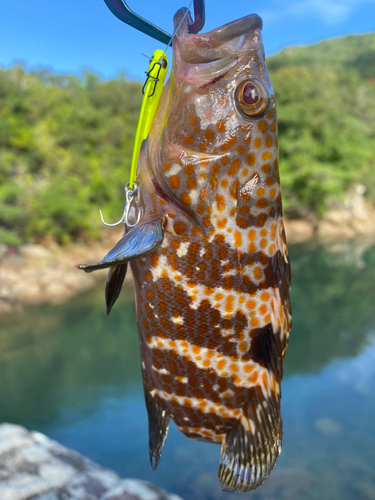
170;175;180;189
183;135;193;145
258;121;268;133
128;76;291;447
173;222;186;235
216;195;226;212
246;153;255;166
187;177;197;190
216;120;226;133
181;192;192;206
228;158;241;176
221;135;237;151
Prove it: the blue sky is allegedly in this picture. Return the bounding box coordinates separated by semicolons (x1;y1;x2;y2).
2;0;375;81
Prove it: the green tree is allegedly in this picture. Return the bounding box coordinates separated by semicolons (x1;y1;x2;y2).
0;65;142;244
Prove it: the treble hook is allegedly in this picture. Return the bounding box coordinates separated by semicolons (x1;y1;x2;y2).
100;182;141;228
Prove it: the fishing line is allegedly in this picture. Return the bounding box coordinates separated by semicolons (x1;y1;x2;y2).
141;53;154;61
138;1;193;65
161;0;194;60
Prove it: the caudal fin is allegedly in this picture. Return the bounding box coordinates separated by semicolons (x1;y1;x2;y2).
219;387;282;492
77;219;164;273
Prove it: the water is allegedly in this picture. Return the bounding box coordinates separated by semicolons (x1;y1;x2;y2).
1;239;375;499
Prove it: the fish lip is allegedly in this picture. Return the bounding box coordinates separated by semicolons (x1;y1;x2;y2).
201;13;263;43
174;9;263;65
174;8;263;40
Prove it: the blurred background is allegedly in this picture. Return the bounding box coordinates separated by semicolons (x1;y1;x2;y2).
1;1;375;499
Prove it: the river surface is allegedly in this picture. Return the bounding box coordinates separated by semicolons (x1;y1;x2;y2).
1;239;375;500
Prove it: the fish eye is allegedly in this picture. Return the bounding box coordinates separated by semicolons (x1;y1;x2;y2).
235;79;270;119
243;82;259;104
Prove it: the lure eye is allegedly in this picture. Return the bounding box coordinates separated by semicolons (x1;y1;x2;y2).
235;79;270;119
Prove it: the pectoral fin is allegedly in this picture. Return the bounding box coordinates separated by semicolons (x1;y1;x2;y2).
219;386;282;492
77;219;164;273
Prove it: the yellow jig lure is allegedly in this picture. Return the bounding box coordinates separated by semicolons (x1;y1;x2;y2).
129;50;169;189
100;49;168;228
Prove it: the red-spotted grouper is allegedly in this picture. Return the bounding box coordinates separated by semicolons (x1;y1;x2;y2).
78;6;292;492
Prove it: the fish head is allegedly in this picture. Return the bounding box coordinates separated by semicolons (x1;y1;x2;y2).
149;8;278;234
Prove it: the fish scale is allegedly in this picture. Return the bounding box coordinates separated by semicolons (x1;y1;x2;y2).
79;6;291;493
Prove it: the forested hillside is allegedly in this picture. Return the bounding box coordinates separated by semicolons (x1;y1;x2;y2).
0;70;142;244
0;33;374;244
267;33;375;216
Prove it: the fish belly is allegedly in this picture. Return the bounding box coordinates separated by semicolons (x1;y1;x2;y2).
131;212;290;441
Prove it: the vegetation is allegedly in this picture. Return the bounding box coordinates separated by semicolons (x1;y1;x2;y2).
268;33;375;216
0;33;375;244
0;68;142;244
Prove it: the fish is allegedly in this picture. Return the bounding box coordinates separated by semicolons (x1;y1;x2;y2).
78;6;292;493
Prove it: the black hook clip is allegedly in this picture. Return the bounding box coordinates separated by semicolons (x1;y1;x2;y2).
102;0;205;45
142;58;167;97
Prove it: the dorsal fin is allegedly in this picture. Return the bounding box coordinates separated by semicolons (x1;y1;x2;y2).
77;219;164;273
219;386;282;492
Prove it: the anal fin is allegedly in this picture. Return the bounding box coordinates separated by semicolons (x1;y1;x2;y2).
77;219;163;273
144;385;170;471
219;387;282;492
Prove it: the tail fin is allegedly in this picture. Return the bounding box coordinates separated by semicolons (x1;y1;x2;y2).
219;386;282;492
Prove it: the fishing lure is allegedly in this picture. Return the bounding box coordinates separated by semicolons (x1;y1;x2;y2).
79;5;291;493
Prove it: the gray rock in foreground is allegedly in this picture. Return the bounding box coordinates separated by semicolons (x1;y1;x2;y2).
0;423;183;500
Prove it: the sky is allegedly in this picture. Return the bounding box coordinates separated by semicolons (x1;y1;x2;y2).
1;0;375;81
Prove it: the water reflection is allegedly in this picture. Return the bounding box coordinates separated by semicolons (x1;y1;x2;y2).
0;240;375;499
286;238;375;375
0;282;141;427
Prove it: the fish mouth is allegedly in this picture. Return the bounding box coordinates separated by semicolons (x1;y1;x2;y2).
174;8;263;64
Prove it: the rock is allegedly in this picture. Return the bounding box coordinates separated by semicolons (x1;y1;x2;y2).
0;244;8;261
284;219;314;243
19;245;53;261
0;473;50;500
344;183;368;219
0;423;183;500
0;424;31;456
255;466;313;499
39;462;76;489
317;187;375;239
31;493;61;500
0;299;15;315
0;234;129;315
101;479;178;500
314;417;341;436
352;481;375;500
318;215;358;239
